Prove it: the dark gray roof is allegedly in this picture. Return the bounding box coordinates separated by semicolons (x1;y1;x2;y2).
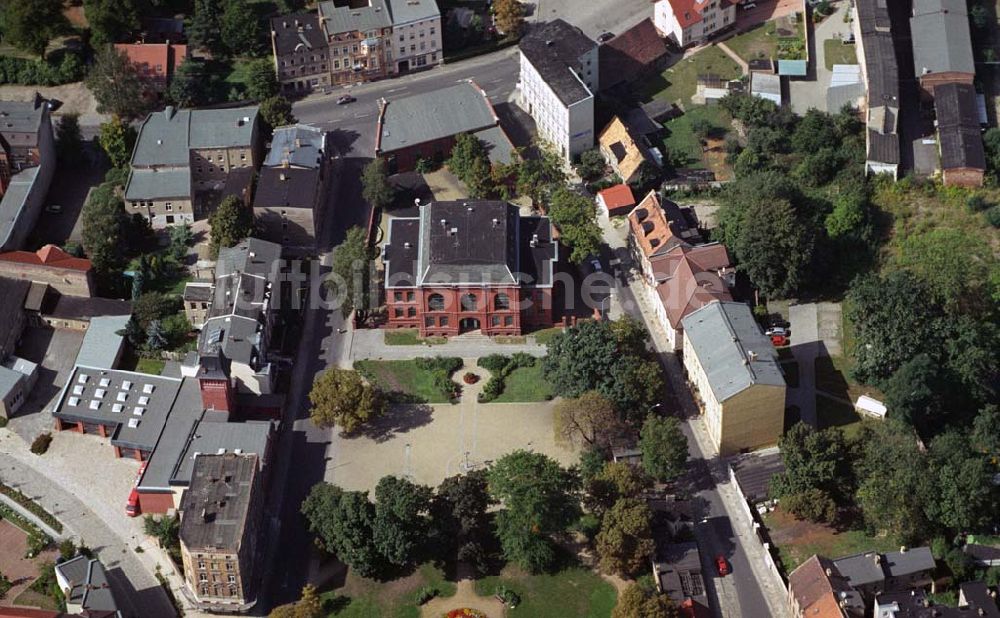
519;19;596;106
473;126;516;166
171;419;272;485
384;217;420;287
190;107;258;149
53;366;184;453
959;582;1000;618
875;584;1000;618
265;124;327;169
654;542;708;610
179;453;259;552
253;167;319;210
834;547;935;590
55;556;119;614
183;281;214;302
45;294;132;321
387;0;440;24
910;0;974;76
0;97;46;141
680;301;785;402
856;0;899;166
965;543;1000;564
124;167;191;201
883;547;935;578
74;315;130;370
216;237;283;280
0;167;42;250
833;551;887;587
935;82;986;171
318;0;392;34
0;366;24;399
270;12;328;56
131;106;258;168
378;82;499;153
730;450;785;504
0;276;30;344
138;377;205;491
517;215;556;286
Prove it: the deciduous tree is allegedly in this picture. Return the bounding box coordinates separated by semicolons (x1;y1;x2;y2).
639;415;688;482
309;369;386;432
86;46;148;120
431;470;496;573
328;226;376;321
2;0;68;58
98;116;138;169
586;461;651;515
547;186;602;264
492;0;525;37
555;390;621;448
187;0;225;55
612;580;677;618
259;95;296;129
221;0;267;56
372;476;433;567
208;195;255;257
924;431;999;534
55;113;84;167
574;149;606;181
596;497;655;578
770;422;852;505
84;0;141;47
268;584;324;618
361;158;396;209
301;483;383;577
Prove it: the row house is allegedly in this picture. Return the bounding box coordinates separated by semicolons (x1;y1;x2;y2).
653;0;737;47
383;200;558;337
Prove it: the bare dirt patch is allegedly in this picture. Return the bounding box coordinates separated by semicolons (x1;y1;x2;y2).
0;83;106;127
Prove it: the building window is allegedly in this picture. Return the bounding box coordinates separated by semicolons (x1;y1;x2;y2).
440;316;449;327
407;307;416;317
165;203;173;211
504;315;514;326
491;315;500;327
394;292;403;302
166;215;175;224
424;317;434;327
460;293;477;311
406;291;415;302
427;294;445;311
495;293;510;310
228;575;236;584
198;561;206;569
394;308;403;318
199;573;208;582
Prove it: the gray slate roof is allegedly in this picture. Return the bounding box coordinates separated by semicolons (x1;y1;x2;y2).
179;453;259;552
254;166;319;210
0;97;46;142
264;124;327;169
0;167;41;249
474;126;515;165
53;366;184;453
680;301;785;402
131;106;258;167
74;314;130;370
270;12;328;55
138;377;205;491
730;450;785;504
387;0;440;24
935;82;986;171
190;107;258;149
0;365;23;400
911;0;974;76
378;81;498;153
172;419;272;484
519;19;596;106
418;200;518;285
124;167;192;201
55;556;119;614
318;0;392;35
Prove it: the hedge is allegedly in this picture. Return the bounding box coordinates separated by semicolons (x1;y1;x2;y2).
0;502;52;547
477;353;538;402
0;51;85;86
0;481;63;533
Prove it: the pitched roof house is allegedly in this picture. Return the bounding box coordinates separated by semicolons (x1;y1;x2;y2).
596;184;636;217
934;82;985;187
598;18;670;90
910;0;975;95
115;42;189;93
598;116;654;184
787;555;865;618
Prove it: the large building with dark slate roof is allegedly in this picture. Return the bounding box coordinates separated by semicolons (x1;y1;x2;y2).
934;82;986;187
854;0;901;178
383;200;558;336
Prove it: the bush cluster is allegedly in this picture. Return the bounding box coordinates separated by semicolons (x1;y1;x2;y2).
0;52;85;86
30;433;52;455
477;353;536;402
0;482;63;533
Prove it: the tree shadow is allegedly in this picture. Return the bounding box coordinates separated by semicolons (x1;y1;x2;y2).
327;128;362;156
354;404;435;443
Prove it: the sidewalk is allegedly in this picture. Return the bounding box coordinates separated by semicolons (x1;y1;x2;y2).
345;330;547;365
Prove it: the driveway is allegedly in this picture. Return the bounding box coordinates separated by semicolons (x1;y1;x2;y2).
787;302;843;427
7;327;84;443
789;1;855;113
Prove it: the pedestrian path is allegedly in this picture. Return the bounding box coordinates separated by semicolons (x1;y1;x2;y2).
345;330;547;365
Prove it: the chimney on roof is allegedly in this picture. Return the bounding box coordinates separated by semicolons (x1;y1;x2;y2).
164;105;175;120
530;233;539;247
414;198;421;207
279;172;287;181
900;546;907;553
825;568;833;577
492;218;499;227
748;350;757;362
545;40;553;46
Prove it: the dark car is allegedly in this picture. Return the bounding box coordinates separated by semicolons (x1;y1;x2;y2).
337;95;356;105
598;32;615;43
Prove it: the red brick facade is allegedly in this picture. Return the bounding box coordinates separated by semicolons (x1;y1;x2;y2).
386;286;554;337
918;71;975;98
384;135;456;174
199;378;234;413
138;490;176;514
942;166;984;188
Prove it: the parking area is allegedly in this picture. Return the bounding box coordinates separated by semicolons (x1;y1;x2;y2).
28;146;108;248
7;327;84;442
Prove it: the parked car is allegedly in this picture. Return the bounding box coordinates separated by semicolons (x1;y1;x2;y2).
765;326;788;337
771;334;789;347
337;95;356;105
598;32;615;43
715;554;729;576
45;204;63;214
589;258;603;273
125;462;147;517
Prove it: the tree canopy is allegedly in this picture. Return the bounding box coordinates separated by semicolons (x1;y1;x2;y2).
85;46;148;120
1;0;68;58
430;470;496;574
220;0;267;57
84;0;141;47
596;497;655;578
259;96;296;130
301;483;383;577
638;415;688;483
208;195;256;256
186;0;225;55
372;476;434;567
362;158;396;210
308;369;386;433
98;117;138;169
546;186;603;264
554;390;622;448
328;226;376;321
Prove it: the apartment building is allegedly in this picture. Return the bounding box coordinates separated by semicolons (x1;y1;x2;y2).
387;0;442;73
270;12;331;93
179;453;264;612
653;0;737;47
318;0;394;85
0;96;56;252
518;19;598;162
125;105;260;228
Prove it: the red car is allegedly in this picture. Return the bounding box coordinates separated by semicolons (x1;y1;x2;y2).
715;554;729;576
125;462;147;517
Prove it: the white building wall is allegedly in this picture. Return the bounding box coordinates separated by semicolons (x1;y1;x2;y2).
682;333;723;449
567;96;595;161
519;51;595;162
390;15;443;72
653;0;736;46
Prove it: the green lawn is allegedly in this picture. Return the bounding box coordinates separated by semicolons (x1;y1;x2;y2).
823;39;858;70
474;565;617;618
493;362;553;403
325;564;456;618
724;21;778;62
354;359;460;403
531;327;564;345
661;105;733;169
384;329;446;346
764;507;902;573
639;46;742;107
134;357;165;376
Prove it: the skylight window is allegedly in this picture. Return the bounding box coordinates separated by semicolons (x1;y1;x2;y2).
112;403;123;413
133;407;145;416
94;389;106;399
89;400;100;410
68;396;80;406
117;392;128;402
143;384;155;394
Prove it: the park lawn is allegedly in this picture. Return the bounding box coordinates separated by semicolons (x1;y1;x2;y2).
493;362;553;402
326;563;456;618
532;327;564;345
763;507;902;574
661;105;733;171
823;39;858;70
725;21;778;62
639;46;742;107
354;359;458;403
474;565;617;618
384;329;446;346
12;588;60;611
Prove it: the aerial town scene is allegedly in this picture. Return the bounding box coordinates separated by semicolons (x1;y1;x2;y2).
0;0;996;616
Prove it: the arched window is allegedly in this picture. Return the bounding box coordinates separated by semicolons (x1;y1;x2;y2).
427;293;445;311
495;293;510;310
461;293;477;311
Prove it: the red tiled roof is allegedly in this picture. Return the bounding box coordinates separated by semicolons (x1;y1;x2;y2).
114;42;187;81
600;18;670;86
0;244;92;271
598;184;636;210
652;243;731;328
788;555;853;618
667;0;706;29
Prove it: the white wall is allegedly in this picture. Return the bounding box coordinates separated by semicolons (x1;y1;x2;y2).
391;15;443;71
519;51;595;162
682;333;723;449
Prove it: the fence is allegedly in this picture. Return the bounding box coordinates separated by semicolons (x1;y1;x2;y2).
728;463;788;591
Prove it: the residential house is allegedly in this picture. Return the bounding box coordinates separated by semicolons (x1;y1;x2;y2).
0;245;95;297
910;0;975;97
254;124;330;250
125;105;260;228
318;0;394;85
518;19;598;162
383;200;558;337
598;115;655;185
598;18;670;91
853;0;900;178
114;41;189;94
0;96;56;252
750;71;782;105
875;584;1000;618
653;0;737;47
195;238;284;413
386;0;442;73
965;543;1000;568
787;555;866;618
179;453;264;612
596;184;636;217
270;12;331;94
652;542;712;618
681;301;786;455
934;82;985;188
183;280;214;329
54;556;121;617
729;449;785;508
31;291;131;331
375;81;514;173
0;356;36;419
833;547;935;601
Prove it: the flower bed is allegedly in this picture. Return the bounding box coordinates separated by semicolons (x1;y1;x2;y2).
462;372;480;384
445;609;486;618
0;482;63;533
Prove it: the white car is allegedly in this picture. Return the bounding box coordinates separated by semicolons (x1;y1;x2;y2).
765;327;788;337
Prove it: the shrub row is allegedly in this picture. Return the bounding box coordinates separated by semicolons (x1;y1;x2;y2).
0;502;53;554
0;52;85;86
0;481;64;533
477;353;536;403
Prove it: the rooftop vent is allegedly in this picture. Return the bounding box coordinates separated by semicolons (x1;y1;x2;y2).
122;380;132;390
143;384;154;394
112;403;123;413
128;418;140;428
78;374;89;384
89;400;101;410
134;407;145;416
73;385;84;395
117;391;127;402
68;396;80;406
492;218;499;227
403;241;411;249
99;378;110;387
